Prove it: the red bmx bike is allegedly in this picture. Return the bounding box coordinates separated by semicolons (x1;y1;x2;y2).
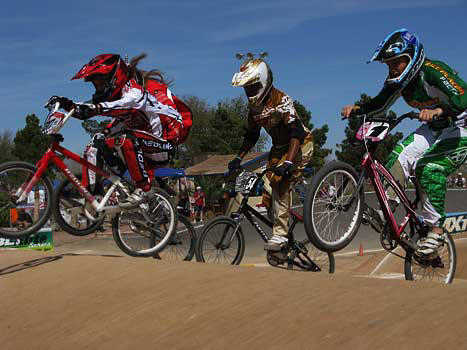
0;97;176;256
304;112;456;283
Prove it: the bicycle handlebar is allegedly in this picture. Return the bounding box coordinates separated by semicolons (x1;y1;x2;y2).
342;110;443;128
224;165;273;178
44;98;76;135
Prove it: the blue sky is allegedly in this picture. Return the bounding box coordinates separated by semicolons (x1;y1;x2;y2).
1;0;466;155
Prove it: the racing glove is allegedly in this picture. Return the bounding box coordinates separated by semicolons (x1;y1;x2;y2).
47;96;74;111
273;161;294;178
74;103;98;120
228;156;242;173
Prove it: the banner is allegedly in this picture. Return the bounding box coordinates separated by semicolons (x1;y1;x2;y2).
0;228;53;251
444;212;467;234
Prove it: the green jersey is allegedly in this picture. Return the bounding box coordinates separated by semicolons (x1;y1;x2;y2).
358;59;467;119
369;59;467;226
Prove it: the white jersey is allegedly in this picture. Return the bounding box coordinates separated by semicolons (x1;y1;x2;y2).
98;79;182;137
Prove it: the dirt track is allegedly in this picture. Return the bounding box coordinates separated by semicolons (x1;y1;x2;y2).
2;242;467;350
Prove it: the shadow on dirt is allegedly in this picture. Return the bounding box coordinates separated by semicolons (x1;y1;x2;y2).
0;252;123;277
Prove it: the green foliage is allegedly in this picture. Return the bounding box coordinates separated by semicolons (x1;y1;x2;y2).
335;94;404;170
0;130;16;164
176;96;267;167
293;101;332;171
81;119;112;137
13;114;50;164
0;192;9;227
193;175;224;210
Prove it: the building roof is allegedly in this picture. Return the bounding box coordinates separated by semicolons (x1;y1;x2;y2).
185;152;268;176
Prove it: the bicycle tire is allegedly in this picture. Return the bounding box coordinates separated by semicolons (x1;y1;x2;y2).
303;160;364;252
52;175;105;236
153;215;197;261
197;216;245;265
404;232;456;284
299;239;335;273
0;161;53;239
112;187;177;257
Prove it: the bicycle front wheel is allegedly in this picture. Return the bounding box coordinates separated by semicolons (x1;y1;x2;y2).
197;216;245;265
404;232;456;284
0;161;53;239
52;175;105;236
304;161;363;252
112;187;177;257
153;215;197;261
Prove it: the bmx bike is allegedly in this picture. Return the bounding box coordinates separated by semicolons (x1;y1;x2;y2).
55;160;198;260
303;112;457;283
0;97;176;256
197;167;335;273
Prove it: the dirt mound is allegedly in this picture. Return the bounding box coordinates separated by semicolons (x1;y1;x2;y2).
2;249;467;349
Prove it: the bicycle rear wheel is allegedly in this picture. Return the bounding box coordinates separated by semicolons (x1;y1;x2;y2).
304;161;363;252
52;175;105;236
153;215;197;261
112;187;177;257
404;232;456;284
0;161;53;238
299;239;335;273
197;216;245;265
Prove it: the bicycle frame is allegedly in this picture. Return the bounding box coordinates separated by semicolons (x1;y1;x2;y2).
225;169;303;245
360;153;418;241
349;112;427;249
17;136;129;215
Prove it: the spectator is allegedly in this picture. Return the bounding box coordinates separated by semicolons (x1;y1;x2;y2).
193;186;206;223
456;173;464;188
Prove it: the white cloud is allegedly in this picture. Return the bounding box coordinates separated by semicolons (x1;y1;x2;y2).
207;0;462;42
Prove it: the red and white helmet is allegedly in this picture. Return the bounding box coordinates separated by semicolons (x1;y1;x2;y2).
72;54;129;103
232;58;273;106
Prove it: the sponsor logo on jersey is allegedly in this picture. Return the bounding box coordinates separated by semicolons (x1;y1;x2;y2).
425;61;465;95
407;98;440;109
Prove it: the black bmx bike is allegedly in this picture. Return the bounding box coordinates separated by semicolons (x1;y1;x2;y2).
197;167;335;272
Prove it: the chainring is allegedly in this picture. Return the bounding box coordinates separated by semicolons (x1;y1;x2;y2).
266;250;287;266
380;226;398;251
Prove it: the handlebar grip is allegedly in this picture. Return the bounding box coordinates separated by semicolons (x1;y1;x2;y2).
401;111;419;120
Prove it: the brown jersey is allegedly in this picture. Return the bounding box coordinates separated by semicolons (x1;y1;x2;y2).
247;87;311;147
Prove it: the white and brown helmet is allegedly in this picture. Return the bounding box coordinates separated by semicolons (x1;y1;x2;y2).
232;57;273;106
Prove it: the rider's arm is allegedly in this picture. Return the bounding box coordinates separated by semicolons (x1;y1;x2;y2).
354;83;402;116
284;119;306;161
423;60;467;115
237;113;261;159
280;94;306;161
96;83;143;117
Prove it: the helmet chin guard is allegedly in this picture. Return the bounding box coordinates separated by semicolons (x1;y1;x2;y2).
72;54;129;103
368;29;425;88
232;57;273;106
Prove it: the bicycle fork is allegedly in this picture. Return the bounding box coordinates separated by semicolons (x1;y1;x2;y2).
217;217;242;250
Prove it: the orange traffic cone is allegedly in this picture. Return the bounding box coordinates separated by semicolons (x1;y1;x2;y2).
358;243;364;256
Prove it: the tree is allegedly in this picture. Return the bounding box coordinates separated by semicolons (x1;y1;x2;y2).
13;114;50;164
81;119;112;137
335;94;404;170
178;96;267;167
13;114;52;222
193;175;224;211
0;130;16;164
293;101;332;171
